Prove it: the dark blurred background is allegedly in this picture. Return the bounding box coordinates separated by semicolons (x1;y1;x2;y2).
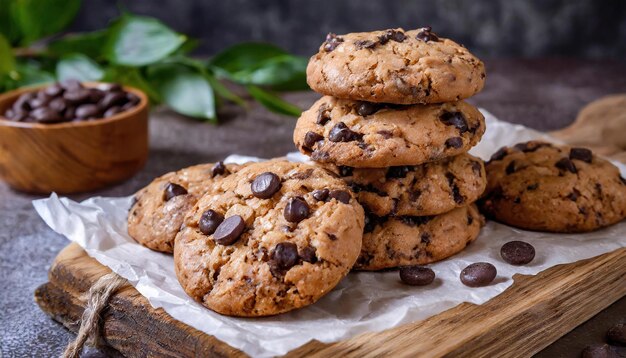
69;0;626;58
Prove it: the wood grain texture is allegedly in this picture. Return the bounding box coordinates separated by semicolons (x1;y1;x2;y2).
35;243;626;358
0;84;149;194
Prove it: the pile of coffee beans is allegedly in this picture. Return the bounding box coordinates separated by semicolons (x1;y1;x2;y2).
2;80;140;124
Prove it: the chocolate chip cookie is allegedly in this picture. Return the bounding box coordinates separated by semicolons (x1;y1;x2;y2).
307;27;485;104
174;160;365;317
294;96;485;167
355;204;484;271
128;162;241;253
481;141;626;232
323;153;486;216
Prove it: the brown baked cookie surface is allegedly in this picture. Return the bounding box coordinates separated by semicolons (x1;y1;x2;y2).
481;141;626;232
322;153;486;217
356;204;483;271
174;160;364;317
128;162;241;253
294;96;485;168
307;27;485;104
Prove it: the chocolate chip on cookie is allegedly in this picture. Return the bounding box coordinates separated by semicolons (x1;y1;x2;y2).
251;172;282;199
163;183;188;201
312;189;330;201
213;215;245;245
555;157;577;174
329;190;351;204
415;26;439;42
323;33;344;52
328;122;363;142
445;137;463;149
211;161;227;177
378;29;406;44
198;209;224;235
569;147;593;163
270;242;299;272
303;131;324;150
440;111;468;133
356;102;382;116
284;197;310;222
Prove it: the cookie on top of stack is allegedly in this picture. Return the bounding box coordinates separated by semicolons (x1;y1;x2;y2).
295;26;488;270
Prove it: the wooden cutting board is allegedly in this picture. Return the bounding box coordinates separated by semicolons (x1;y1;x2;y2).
35;95;626;357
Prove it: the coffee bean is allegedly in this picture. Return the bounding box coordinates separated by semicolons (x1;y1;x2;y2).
48;98;67;113
440;111;468;133
328;122;362;142
211;161;226;177
570;147;593;163
312;189;329;201
126;93;140;105
399;266;435;286
415;26;439;42
329;190;351;204
271;242;299;270
323;33;344;52
163;182;187;201
299;246;317;263
76;104;101;119
88;88;105;103
198;209;224;235
460;262;497;287
63;89;90;105
581;344;616;358
61;79;83;91
251;172;282;199
445;137;463;149
29;96;50;109
284;197;309;223
555;157;577;174
500;241;535;265
607;323;626;345
31;107;62;123
104;106;123;118
64;107;76;121
99;91;127;109
303;131;324;150
356;102;381;116
213;215;245;245
99;83;122;92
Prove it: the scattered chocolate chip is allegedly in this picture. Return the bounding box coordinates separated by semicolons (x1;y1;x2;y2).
581;344;617;358
607;323;626;345
284;197;309;222
312;189;329;201
163;183;187;201
271;242;299;271
505;161;517;175
489;147;509;162
387;166;414;179
445;137;463;149
303;131;324;150
399;266;435;286
328;122;363;142
555;157;577;174
500;241;535;265
356;102;381;116
570;147;593;163
439;111;468;133
299;246;317;263
211;161;226;177
378;29;406;44
198;210;224;235
415;26;439;42
354;40;377;49
323;33;344;52
213;215;245;245
460;262;497;287
329;190;351;204
251;172;282;199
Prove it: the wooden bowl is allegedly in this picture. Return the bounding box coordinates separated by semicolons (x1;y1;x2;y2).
0;83;149;194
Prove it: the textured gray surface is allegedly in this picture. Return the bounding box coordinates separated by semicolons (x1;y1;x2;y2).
69;0;626;58
1;59;626;357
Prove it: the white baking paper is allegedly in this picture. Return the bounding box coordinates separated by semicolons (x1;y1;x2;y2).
33;110;626;357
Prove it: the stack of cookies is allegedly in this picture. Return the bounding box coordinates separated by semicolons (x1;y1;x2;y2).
294;27;488;270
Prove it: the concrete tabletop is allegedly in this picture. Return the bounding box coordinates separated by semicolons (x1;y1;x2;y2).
1;59;625;357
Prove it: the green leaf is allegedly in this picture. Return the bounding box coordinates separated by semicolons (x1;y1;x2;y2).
105;15;186;67
56;54;104;82
205;72;246;107
0;33;15;75
0;0;20;44
148;64;216;122
229;55;308;90
4;62;55;90
246;85;301;117
210;42;288;75
11;0;82;45
47;30;109;59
